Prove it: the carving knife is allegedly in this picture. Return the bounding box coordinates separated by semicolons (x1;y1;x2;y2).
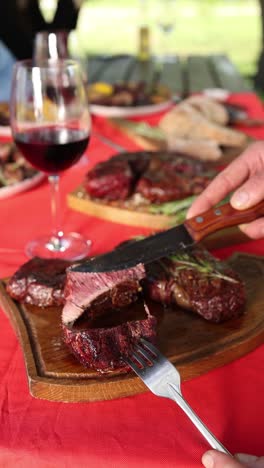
72;200;264;272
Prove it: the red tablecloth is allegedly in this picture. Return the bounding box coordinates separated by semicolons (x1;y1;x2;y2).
1;93;264;468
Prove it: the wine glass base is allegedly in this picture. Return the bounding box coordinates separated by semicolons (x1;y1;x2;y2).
155;54;177;64
25;232;92;261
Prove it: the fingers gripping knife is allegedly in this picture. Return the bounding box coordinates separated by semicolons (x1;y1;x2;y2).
72;201;264;273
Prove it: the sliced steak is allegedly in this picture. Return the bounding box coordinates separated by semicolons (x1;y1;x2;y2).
62;301;157;373
136;154;213;203
84;150;214;204
62;262;158;373
84;158;133;200
62;263;146;325
84;151;151;201
145;247;245;323
6;257;71;307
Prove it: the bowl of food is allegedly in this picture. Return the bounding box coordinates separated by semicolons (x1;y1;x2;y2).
87;81;172;117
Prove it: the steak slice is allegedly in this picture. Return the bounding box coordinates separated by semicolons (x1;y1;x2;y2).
62;262;158;373
6;257;71;307
84;158;133;200
83;151;213;203
145;247;245;323
62;263;146;325
136;154;213;203
84;151;151;201
62;301;157;373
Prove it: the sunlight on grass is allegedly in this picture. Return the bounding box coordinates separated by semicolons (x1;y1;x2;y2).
68;0;261;78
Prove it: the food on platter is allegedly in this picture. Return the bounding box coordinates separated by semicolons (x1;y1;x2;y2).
145;247;245;323
178;95;229;125
110;95;248;161
0;141;44;197
6;257;72;307
62;261;157;373
159;104;246;147
87;81;171;107
6;245;246;374
0;102;10;126
83;151;215;222
68;150;219;229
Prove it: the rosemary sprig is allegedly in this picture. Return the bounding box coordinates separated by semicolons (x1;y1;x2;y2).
115;119;166;141
149;195;197;215
170;252;238;284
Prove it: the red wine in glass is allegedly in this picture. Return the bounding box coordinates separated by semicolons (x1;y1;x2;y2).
10;59;92;260
15;127;90;173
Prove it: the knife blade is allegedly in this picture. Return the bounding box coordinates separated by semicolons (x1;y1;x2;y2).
72;200;264;272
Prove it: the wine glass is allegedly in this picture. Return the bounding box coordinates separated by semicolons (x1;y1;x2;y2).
10;59;91;260
34;30;88;85
154;0;177;62
33;30;69;63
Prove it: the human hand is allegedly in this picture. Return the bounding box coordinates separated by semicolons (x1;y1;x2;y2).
187;142;264;239
202;450;264;467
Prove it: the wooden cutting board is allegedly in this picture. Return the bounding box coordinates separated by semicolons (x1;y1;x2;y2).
1;253;264;403
67;187;248;249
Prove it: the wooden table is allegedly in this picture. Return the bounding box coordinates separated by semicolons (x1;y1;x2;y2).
86;53;252;95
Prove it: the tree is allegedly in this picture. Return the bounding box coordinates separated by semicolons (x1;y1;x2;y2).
254;0;264;90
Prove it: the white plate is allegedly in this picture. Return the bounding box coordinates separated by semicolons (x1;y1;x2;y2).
89;100;173;118
0;172;45;200
0;125;11;137
202;88;231;101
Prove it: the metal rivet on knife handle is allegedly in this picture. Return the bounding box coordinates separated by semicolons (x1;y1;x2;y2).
195;216;204;223
214;209;222;216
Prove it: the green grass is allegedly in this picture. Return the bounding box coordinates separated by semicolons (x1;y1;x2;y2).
69;0;261;79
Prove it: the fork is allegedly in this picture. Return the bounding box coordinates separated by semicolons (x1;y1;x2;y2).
124;338;231;455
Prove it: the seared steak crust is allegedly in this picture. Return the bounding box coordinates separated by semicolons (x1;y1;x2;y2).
62;262;158;373
84;159;133;200
6;257;71;307
145;248;245;323
84;151;213;203
62;312;157;373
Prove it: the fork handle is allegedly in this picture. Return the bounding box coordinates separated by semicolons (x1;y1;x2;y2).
168;384;232;456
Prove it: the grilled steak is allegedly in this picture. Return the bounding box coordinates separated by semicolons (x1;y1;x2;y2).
136;154;212;203
62;262;157;373
62;303;157;373
6;242;246;373
84;158;133;200
6;257;71;307
145;247;245;323
84;151;214;203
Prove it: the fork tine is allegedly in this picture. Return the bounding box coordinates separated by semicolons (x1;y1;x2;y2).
139;338;159;357
131;349;148;368
124;356;142;374
134;341;155;364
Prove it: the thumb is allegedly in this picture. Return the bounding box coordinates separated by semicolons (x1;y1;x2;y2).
230;173;264;210
202;450;245;468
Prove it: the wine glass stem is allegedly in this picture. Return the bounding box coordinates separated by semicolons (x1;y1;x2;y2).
48;174;64;249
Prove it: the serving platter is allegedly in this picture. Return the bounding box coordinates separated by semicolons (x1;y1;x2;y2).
67;186;248;249
0;253;264;403
0;140;46;199
89;100;173;118
0;172;45;199
107;118;250;166
0;126;11;137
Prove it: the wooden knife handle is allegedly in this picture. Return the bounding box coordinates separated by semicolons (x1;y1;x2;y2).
184;200;264;242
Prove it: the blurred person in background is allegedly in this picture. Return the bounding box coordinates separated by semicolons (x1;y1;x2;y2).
0;0;83;101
